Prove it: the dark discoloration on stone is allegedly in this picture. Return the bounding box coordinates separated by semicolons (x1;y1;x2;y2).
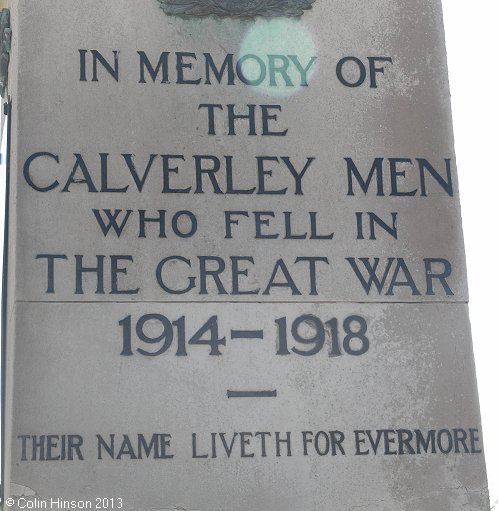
0;8;11;97
157;0;315;18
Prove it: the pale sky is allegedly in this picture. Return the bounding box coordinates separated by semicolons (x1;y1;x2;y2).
442;0;499;506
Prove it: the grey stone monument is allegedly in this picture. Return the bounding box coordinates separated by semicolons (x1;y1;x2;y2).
0;0;490;509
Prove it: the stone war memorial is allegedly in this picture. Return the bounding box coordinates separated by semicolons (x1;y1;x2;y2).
0;0;491;509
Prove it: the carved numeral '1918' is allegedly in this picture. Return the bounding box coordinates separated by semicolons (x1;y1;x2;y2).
275;315;369;357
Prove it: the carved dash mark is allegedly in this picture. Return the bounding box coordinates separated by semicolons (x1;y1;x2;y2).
230;330;264;340
227;390;277;398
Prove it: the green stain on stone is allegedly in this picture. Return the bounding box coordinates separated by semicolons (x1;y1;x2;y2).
239;18;316;97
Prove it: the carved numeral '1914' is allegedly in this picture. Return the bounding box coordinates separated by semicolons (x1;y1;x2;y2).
119;314;225;357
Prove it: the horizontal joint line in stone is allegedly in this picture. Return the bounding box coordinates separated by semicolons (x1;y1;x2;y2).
14;300;470;305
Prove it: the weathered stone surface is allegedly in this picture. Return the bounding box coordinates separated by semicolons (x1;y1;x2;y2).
8;0;465;303
2;0;489;509
6;303;489;510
